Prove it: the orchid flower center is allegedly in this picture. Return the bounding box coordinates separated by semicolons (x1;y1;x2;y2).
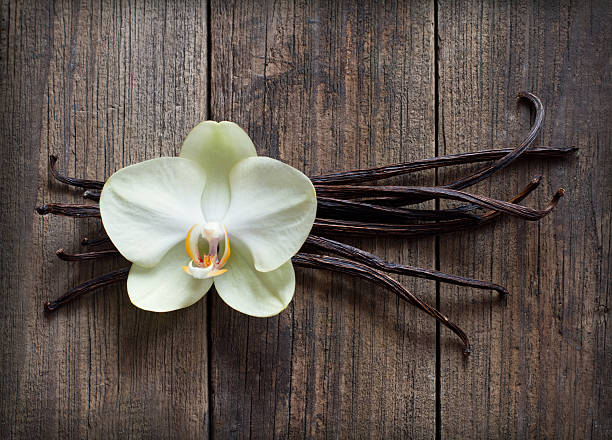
182;221;231;279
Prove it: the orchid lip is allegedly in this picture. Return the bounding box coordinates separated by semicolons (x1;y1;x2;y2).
182;222;231;279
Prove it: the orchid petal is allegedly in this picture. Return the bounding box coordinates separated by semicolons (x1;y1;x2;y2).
100;157;207;268
213;242;295;317
179;121;257;221
223;156;317;272
127;242;213;312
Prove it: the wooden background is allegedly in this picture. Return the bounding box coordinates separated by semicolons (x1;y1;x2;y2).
1;0;610;438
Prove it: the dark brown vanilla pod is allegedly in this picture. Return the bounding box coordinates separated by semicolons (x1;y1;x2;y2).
478;175;544;219
317;197;483;223
353;173;541;208
303;236;508;295
36;203;101;218
357;196;481;209
311;176;545;237
47;144;576;199
292;253;471;354
56;248;121;261
49;155;105;190
312;93;550;209
445;92;544;190
44;267;129;312
315;185;564;220
311;218;478;237
310;146;576;185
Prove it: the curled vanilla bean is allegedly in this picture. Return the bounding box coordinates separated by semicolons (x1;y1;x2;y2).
315;185;564;220
292;253;470;354
445;92;544;190
310;146;576;185
36;203;101;218
314;93;547;195
45;267;129;312
81;236;111;246
56;248;120;261
303;236;508;295
313;93;553;210
48;155;105;190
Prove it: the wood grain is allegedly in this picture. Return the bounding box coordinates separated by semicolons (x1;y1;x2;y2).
0;1;209;437
1;0;610;438
208;0;437;437
437;1;611;438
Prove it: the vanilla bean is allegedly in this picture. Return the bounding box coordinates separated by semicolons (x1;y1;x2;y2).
303;235;508;295
83;189;101;201
446;175;543;225
313;93;551;209
48;155;105;190
358;196;423;207
317;197;482;222
312;219;478;237
382;93;543;207
49;145;576;195
359;196;483;210
310;146;576;185
445;92;544;190
311;176;545;236
45;267;129;312
292;253;470;354
81;236;111;246
479;175;543;220
36;203;101;218
315;185;564;220
56;248;120;261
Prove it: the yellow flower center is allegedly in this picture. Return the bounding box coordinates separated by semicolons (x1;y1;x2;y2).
182;221;231;279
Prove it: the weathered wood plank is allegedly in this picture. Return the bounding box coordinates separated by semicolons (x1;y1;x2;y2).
0;1;209;437
4;1;610;437
208;0;438;437
437;1;611;438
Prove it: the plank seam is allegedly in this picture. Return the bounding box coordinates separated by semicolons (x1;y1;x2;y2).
433;1;442;439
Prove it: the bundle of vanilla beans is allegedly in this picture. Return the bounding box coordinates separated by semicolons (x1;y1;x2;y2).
37;92;575;354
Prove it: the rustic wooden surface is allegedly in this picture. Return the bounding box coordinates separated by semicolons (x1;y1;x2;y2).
437;1;611;438
208;1;437;438
0;1;609;439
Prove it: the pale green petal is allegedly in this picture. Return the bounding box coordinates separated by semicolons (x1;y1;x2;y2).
100;157;206;268
179;121;257;221
223;157;317;272
127;242;213;312
213;242;295;317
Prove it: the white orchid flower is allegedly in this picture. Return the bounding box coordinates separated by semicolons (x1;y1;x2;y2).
99;121;317;316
